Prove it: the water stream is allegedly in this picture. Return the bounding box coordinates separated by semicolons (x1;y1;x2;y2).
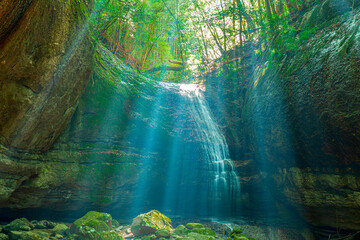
161;82;240;217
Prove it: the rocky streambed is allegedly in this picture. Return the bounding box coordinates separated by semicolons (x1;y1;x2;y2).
0;210;258;240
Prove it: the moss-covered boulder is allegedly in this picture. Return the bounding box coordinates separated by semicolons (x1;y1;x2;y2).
52;223;69;236
71;211;115;239
174;225;189;235
3;218;31;233
73;211;112;232
186;223;204;230
32;220;57;229
130;210;172;236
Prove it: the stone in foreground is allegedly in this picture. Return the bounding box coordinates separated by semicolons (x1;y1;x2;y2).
131;210;172;236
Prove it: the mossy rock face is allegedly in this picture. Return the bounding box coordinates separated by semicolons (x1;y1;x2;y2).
186;223;204;230
3;218;31;233
155;229;171;238
130;210;172;236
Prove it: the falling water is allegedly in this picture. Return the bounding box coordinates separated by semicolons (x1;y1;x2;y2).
161;82;240;217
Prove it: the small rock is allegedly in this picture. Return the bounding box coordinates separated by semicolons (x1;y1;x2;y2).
52;224;69;235
34;220;47;229
174;225;188;235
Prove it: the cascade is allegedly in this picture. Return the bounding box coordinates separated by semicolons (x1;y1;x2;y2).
161;82;240;216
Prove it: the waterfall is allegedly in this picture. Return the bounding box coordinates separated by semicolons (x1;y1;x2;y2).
161;82;240;217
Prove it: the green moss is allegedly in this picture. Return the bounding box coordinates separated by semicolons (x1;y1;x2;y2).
73;211;112;232
190;228;215;236
155;229;171;238
131;210;172;236
99;231;124;240
141;234;157;240
174;225;189;235
185;223;204;230
187;232;216;240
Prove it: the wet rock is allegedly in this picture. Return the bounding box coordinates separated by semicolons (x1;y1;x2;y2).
51;224;69;236
174;225;188;235
33;220;56;229
155;229;171;238
72;211;112;233
186;223;204;230
3;218;31;233
131;210;172;236
0;0;94;152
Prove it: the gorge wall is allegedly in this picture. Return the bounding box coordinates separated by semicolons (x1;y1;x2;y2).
0;0;360;236
205;0;360;232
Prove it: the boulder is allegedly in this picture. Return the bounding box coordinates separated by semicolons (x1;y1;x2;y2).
130;210;172;236
174;225;189;235
186;223;204;230
51;223;69;236
3;218;31;233
72;211;112;233
70;211;116;239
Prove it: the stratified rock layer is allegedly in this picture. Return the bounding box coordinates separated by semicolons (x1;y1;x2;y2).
0;0;93;151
